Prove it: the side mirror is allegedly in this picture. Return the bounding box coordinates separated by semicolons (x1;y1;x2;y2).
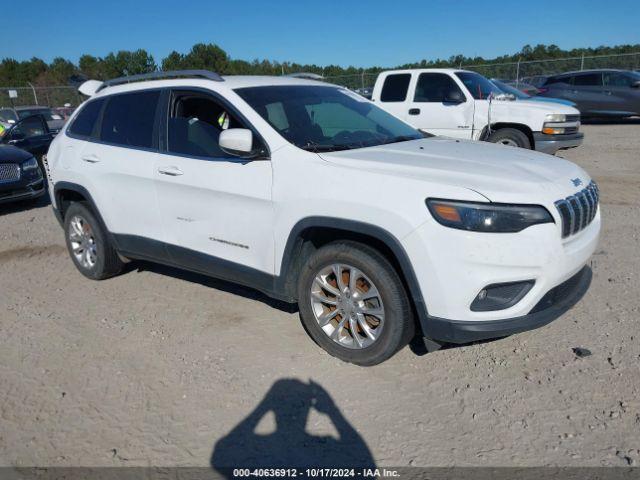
632;81;640;89
444;90;465;104
219;128;259;158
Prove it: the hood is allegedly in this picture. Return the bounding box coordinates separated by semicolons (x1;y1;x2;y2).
489;98;578;115
0;145;33;164
318;137;590;204
527;96;577;107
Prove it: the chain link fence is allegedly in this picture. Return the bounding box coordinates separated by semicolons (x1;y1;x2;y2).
324;52;640;90
0;86;82;109
2;52;638;107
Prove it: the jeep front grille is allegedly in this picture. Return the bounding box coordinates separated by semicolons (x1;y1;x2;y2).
0;163;21;183
555;181;599;238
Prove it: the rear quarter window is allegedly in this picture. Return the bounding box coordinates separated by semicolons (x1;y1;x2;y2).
380;74;411;102
68;99;105;138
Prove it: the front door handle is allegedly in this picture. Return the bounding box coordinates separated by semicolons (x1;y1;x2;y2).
81;154;100;163
158;166;183;176
603;90;612;95
408;108;421;115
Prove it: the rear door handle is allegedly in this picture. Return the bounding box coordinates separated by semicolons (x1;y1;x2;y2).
81;154;100;163
158;166;183;176
408;108;421;115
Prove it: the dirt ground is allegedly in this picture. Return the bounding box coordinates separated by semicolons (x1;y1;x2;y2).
1;123;639;469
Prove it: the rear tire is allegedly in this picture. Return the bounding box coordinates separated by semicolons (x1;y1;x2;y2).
297;241;415;366
64;202;124;280
488;128;531;149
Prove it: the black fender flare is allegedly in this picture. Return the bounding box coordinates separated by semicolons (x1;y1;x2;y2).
53;181;119;249
275;217;430;331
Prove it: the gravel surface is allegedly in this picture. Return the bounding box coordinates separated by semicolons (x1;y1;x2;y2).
0;124;638;468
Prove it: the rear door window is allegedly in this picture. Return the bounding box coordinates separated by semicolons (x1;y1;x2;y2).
68;99;105;138
572;73;602;86
380;74;411;102
100;91;160;149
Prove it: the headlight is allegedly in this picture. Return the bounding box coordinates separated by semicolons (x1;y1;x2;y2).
543;113;580;135
21;157;39;171
426;199;554;233
545;114;566;122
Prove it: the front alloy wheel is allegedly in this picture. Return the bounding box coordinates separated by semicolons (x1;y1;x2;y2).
298;241;415;366
310;263;385;349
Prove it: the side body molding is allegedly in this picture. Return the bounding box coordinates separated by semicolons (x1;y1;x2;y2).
50;194;430;332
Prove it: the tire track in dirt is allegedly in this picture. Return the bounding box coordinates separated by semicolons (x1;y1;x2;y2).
0;245;66;263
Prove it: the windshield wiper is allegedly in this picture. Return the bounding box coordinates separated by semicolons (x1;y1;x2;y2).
380;135;420;146
300;142;352;153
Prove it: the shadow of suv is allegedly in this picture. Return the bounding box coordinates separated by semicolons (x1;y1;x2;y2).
538;69;640;119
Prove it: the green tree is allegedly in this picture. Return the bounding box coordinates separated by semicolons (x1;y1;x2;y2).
101;49;156;78
161;51;185;71
79;54;106;79
178;43;229;72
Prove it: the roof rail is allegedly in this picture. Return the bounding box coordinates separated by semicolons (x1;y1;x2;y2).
287;72;324;80
96;70;224;92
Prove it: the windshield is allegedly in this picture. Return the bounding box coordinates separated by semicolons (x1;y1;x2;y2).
17;108;59;121
235;85;423;151
455;72;502;100
0;109;19;123
491;79;530;99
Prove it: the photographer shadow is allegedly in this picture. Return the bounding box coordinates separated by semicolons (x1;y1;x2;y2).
211;379;375;476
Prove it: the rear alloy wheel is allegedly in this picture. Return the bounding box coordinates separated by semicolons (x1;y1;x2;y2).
298;241;415;366
64;202;124;280
487;128;531;149
68;215;98;269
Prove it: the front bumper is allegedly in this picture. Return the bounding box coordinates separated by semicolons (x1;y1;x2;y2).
0;170;45;205
402;204;600;343
534;132;584;155
423;265;591;343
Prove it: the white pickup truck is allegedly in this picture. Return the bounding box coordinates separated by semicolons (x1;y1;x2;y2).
372;69;584;154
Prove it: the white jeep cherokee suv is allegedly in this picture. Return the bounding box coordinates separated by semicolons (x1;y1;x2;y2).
45;70;600;366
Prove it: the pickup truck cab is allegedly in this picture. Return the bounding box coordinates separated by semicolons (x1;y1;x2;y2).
372;69;584;154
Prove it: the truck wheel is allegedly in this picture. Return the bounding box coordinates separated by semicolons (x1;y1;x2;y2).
488;128;531;149
297;241;415;366
64;202;124;280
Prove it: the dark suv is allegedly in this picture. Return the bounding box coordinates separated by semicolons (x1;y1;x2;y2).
538;69;640;119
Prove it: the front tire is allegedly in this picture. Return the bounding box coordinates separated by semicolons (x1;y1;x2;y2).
488;128;531;149
64;202;124;280
297;241;415;366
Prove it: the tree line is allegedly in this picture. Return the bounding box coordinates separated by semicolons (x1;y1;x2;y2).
1;42;639;87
